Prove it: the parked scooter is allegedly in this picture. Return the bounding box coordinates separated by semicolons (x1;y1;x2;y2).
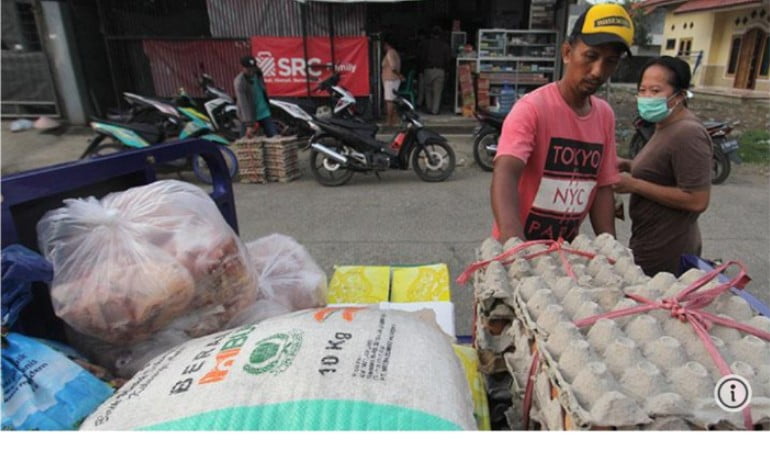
313;72;361;120
471;108;507;171
195;74;241;141
628;116;741;185
269;71;366;140
272;94;455;186
82;93;238;184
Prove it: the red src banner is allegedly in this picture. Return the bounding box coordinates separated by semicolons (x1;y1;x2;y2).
250;36;370;97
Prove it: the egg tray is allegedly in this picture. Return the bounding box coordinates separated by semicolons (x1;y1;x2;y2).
471;234;770;430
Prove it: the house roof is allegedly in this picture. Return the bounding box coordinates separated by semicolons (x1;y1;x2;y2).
636;0;764;14
634;0;686;13
673;0;763;14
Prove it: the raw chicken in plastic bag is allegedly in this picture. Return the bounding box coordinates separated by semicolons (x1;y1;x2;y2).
228;234;327;325
37;180;258;350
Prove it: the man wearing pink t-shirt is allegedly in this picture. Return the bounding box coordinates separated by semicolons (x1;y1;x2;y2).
491;3;634;243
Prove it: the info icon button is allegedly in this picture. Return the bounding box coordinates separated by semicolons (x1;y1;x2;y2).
714;375;752;412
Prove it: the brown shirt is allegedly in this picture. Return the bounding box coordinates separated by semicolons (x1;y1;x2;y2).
629;110;712;275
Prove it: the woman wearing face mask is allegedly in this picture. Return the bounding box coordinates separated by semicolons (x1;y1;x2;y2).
614;56;712;276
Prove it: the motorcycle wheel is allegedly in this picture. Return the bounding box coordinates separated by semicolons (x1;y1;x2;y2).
473;131;497;172
711;149;731;185
628;132;646;159
193;145;239;184
309;135;354;186
412;139;456;182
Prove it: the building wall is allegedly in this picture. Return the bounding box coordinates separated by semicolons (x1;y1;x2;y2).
706;7;769;91
660;10;715;87
207;0;366;37
661;6;770;91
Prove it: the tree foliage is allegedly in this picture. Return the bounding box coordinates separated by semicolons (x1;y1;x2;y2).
620;0;652;46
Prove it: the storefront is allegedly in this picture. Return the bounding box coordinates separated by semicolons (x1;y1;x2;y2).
365;0;568;116
58;0;567;122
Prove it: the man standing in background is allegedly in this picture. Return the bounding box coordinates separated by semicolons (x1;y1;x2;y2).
234;55;277;138
419;26;452;114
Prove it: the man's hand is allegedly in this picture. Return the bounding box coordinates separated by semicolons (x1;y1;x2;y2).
612;173;636;194
245;124;257;138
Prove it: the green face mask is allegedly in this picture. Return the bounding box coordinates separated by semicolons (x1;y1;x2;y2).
637;94;679;123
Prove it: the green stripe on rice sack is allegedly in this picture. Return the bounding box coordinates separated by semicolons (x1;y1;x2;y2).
139;400;463;431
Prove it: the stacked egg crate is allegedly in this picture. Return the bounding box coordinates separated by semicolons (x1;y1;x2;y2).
471;234;770;430
231;137;267;184
263;136;302;183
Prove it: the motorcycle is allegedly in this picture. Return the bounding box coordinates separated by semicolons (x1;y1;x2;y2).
269;71;366;139
308;95;455;186
197;73;241;141
271;93;455;186
471;108;507;171
83;93;183;155
628;116;741;185
82;93;238;184
313;71;361;120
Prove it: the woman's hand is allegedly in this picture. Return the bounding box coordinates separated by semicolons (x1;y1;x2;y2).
614;174;710;213
612;173;636;194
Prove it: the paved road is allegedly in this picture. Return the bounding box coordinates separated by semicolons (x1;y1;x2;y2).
2;126;768;336
231;138;769;336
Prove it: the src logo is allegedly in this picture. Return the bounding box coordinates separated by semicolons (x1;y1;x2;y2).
243;330;303;376
255;51;276;77
253;51;327;79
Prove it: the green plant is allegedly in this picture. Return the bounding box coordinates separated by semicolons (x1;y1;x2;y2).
737;129;770;164
621;0;652;46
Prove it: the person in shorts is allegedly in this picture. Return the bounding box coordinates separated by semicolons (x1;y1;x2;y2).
382;39;404;126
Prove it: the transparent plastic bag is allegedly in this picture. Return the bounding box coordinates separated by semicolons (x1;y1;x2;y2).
230;234;327;325
37;180;258;348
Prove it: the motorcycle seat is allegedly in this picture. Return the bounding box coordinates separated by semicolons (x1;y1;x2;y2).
477;109;506;128
479;109;508;122
704;121;727;131
327;118;379;136
92;118;163;144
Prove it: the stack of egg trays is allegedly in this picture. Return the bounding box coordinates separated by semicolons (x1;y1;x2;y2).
471;240;518;429
474;233;770;430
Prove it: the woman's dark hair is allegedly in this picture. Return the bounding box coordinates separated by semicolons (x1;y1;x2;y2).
638;56;692;93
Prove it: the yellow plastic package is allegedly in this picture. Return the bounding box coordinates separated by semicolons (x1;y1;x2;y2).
452;344;491;431
391;263;451;303
327;265;391;304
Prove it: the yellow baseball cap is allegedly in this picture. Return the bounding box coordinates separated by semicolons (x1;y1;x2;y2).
570;3;635;56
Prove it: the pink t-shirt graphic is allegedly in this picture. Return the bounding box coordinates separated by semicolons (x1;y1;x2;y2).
492;83;619;241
